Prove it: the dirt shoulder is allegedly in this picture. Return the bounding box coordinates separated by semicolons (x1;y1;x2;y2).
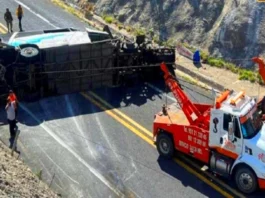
175;55;265;97
0;141;60;198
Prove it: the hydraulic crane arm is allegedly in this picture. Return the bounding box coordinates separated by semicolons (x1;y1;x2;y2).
160;62;204;125
252;57;265;83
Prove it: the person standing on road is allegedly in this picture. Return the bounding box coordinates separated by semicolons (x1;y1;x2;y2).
8;90;18;120
4;9;13;33
16;5;23;32
5;97;17;148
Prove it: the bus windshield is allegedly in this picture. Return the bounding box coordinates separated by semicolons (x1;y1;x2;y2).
241;109;263;139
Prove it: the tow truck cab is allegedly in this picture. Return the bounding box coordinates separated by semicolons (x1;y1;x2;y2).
153;63;265;194
209;90;265;193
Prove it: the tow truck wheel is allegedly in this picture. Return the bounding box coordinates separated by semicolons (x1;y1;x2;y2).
157;133;174;159
235;166;257;194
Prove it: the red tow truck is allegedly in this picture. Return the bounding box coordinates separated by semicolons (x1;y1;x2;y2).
153;62;265;194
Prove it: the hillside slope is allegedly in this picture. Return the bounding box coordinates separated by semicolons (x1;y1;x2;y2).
77;0;265;67
0;141;59;198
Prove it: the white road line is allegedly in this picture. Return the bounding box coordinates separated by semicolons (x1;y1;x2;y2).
65;95;97;159
20;103;124;197
14;0;59;29
9;32;18;43
145;82;176;102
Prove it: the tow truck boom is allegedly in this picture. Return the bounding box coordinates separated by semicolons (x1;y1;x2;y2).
161;62;210;129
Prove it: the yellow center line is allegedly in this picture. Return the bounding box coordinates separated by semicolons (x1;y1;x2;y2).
82;91;242;198
0;26;6;34
0;23;7;34
89;91;153;137
81;92;153;145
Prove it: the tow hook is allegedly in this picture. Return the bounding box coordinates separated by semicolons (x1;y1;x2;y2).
162;104;168;115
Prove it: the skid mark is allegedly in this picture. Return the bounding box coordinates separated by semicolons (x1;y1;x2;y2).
65;95;96;159
122;157;138;184
33;139;80;185
91;105;120;160
39;159;65;191
20;103;124;197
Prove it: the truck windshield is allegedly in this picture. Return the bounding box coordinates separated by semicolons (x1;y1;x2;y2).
241;109;263;139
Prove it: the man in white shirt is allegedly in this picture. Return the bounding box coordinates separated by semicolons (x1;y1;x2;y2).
5;97;17;147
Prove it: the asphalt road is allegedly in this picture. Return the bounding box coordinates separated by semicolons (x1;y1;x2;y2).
0;1;263;198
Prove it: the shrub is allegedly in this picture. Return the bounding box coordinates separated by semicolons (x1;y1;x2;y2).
134;28;146;36
238;69;257;82
125;26;132;32
226;63;238;73
257;74;264;85
103;15;114;24
207;57;225;68
249;75;256;83
200;51;209;62
153;35;159;43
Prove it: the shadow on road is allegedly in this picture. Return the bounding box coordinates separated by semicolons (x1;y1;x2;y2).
0;80;166;127
157;154;265;198
157;155;225;198
0;77;214;127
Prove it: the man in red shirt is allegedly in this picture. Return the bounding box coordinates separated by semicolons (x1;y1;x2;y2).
8;90;18;120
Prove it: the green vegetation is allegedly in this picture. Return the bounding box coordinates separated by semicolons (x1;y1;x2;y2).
134;27;146;36
207;57;225;68
153;35;159;44
35;169;43;180
125;26;132;32
117;24;123;30
200;51;209;63
103;15;115;24
162;38;176;48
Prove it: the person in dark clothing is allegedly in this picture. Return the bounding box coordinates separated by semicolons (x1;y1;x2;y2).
16;5;23;32
4;9;13;33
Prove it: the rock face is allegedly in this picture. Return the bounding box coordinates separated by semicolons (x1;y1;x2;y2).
73;0;265;67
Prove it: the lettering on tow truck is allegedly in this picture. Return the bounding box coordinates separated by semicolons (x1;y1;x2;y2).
224;138;236;150
179;140;203;155
245;146;253;155
184;126;207;148
258;153;265;163
179;140;189;149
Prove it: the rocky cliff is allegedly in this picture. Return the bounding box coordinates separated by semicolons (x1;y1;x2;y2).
71;0;265;67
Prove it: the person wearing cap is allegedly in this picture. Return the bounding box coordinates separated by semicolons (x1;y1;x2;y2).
5;97;17;148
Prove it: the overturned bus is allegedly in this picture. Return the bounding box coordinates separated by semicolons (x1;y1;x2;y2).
0;26;175;102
